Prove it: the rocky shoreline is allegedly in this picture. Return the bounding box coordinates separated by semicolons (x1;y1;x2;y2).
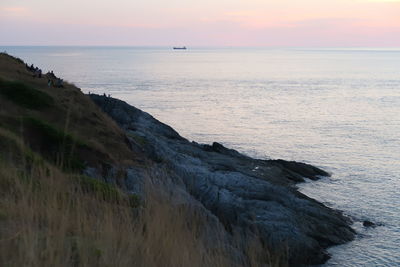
87;94;355;266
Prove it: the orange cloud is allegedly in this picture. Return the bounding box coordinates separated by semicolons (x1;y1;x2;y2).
1;7;29;16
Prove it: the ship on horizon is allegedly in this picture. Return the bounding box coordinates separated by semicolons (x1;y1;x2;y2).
173;46;187;50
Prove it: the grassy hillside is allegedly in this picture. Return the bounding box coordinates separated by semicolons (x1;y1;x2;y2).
0;52;138;172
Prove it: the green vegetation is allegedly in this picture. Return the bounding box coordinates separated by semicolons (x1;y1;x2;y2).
23;116;86;147
22;116;86;171
77;175;120;200
0;79;53;109
0;128;41;169
0;116;85;172
75;175;140;206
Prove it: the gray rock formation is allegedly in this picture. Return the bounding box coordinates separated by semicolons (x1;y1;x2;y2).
89;94;355;266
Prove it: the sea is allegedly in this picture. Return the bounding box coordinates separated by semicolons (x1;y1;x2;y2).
2;46;399;266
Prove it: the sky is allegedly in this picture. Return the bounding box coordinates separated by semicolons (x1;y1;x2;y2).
0;0;399;46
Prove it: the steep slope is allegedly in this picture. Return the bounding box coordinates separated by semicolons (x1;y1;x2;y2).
0;53;141;173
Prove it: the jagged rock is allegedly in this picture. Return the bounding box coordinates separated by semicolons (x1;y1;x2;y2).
363;220;376;227
89;94;355;266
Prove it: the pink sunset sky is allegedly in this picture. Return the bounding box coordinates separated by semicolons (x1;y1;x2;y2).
0;0;399;46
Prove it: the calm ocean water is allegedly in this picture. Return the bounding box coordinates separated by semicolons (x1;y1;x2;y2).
2;46;399;266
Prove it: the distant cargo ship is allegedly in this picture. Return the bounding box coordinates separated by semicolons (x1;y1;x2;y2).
173;47;187;50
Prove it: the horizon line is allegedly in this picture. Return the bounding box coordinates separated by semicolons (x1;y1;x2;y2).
1;45;400;49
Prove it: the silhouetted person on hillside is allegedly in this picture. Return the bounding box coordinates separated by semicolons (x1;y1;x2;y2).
47;70;56;78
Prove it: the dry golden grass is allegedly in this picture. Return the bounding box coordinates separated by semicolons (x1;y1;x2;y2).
0;153;288;267
0;158;220;266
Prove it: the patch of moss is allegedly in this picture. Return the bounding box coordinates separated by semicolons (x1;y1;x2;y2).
0;79;53;109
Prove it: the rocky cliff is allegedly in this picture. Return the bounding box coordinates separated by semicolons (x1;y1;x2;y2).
89;94;355;265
